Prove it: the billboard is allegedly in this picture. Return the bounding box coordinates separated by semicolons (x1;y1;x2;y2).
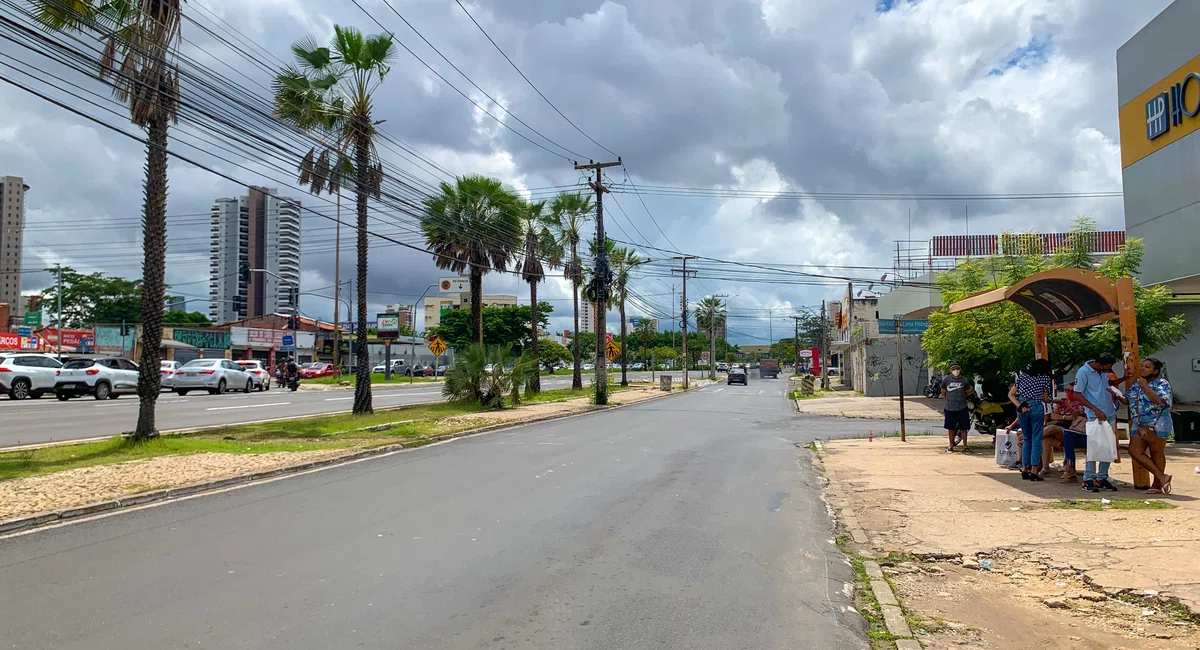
377;313;400;340
439;277;469;293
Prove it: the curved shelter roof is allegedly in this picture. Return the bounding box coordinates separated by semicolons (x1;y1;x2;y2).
947;268;1121;328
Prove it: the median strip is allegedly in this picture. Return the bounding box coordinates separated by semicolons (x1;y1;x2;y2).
0;383;674;533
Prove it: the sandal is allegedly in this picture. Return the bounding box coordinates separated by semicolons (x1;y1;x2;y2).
1147;489;1164;495
1163;476;1173;495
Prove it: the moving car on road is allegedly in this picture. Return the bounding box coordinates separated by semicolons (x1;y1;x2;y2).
716;362;729;373
298;362;334;379
174;359;254;395
160;360;182;389
55;357;139;400
236;360;272;390
727;367;748;385
758;358;781;379
0;353;63;400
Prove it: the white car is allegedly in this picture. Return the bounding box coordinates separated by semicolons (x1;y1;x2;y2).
236;360;271;391
160;360;182;389
0;353;63;400
173;358;254;395
582;362;595;371
55;357;141;400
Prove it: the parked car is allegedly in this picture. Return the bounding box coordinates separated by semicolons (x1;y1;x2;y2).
236;360;272;390
298;362;335;379
55;357;140;400
160;360;182;389
716;362;729;373
435;364;448;376
173;358;254;395
582;362;595;371
0;353;63;400
727;367;748;385
631;362;645;371
423;365;435;377
372;359;416;376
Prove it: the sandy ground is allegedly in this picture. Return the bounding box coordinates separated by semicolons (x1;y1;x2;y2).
0;449;349;520
1;385;674;522
795;394;945;420
821;435;1200;648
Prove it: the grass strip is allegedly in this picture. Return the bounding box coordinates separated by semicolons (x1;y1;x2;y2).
0;385;638;483
1052;498;1176;511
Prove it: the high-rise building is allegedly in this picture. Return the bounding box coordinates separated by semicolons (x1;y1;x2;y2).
422;294;518;330
0;176;28;317
579;300;599;334
209;186;300;324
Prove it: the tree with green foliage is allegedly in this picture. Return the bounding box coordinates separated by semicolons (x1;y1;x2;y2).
442;343;537;409
163;311;213;326
421;176;523;348
275;24;398;416
547;192;593;390
537;339;573;372
923;217;1190;396
517;199;561;393
37;268;142;328
431;303;552;353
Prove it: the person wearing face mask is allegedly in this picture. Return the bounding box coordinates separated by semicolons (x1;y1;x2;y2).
941;363;973;453
1072;353;1125;493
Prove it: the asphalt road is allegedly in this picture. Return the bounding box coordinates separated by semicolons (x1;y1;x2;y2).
0;370;709;449
0;379;875;649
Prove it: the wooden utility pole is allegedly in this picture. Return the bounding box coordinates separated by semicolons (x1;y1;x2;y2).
574;158;621;404
820;300;830;389
671;256;697;389
791;315;802;373
895;314;907;442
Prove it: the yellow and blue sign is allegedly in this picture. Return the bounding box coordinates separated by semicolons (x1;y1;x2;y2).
1119;55;1200;167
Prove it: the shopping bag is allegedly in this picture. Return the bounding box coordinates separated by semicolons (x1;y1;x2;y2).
995;430;1020;466
1086;420;1117;463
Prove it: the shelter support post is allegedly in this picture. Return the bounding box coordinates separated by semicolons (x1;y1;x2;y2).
1033;324;1048;361
1116;277;1140;390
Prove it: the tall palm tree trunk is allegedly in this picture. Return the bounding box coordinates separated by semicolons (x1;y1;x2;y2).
571;259;581;389
134;116;169;440
352;122;373;415
529;280;540;394
619;296;628;387
470;268;484;345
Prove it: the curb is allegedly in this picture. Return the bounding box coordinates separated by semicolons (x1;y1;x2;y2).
0;388;685;536
863;559;917;641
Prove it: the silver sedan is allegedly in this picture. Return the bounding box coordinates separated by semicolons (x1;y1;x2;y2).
173;358;254;395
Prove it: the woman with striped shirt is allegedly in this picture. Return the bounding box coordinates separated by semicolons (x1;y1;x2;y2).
1008;358;1054;481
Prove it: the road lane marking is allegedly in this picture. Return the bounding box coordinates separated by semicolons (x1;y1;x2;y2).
758;390;765;395
206;402;291;411
713;388;725;393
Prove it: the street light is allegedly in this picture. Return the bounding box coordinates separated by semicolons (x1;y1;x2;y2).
248;266;300;361
300;287;350;372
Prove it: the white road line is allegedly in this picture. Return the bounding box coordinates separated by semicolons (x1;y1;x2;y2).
758;390;765;395
323;396;354;401
206;402;291;411
713;388;725;393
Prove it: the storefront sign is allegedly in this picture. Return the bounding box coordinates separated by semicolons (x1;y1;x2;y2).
0;333;38;350
232;327;315;350
377;314;400;339
38;328;94;350
1120;52;1200;167
173;329;230;350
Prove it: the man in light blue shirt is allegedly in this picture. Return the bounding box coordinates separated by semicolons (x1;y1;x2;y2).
1073;353;1123;493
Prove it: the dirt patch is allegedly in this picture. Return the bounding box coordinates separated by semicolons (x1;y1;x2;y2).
820;435;1200;648
0;449;349;520
795;395;944;420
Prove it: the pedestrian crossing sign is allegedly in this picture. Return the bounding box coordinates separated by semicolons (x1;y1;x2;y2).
605;340;620;362
428;336;447;357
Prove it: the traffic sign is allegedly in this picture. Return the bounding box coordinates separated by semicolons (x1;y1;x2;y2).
428;336;447;357
605;339;620;362
16;326;30;337
23;311;40;327
281;335;294;347
701;351;710;362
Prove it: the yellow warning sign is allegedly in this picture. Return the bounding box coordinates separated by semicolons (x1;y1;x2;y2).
428;336;447;357
605;340;621;362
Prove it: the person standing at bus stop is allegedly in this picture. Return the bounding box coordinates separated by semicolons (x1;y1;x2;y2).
942;363;973;453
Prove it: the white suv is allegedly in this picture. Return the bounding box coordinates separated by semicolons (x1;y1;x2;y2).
0;353;64;400
55;357;140;400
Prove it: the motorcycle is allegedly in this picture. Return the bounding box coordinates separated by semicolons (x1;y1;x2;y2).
287;372;300;392
968;391;1017;437
923;375;943;399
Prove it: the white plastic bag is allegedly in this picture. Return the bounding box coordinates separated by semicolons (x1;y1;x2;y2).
1086;420;1117;463
995;430;1020;466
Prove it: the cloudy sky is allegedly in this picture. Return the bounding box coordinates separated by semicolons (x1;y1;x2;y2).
0;0;1170;344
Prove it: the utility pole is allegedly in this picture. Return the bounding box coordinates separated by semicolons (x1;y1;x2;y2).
332;188;342;373
820;300;830;389
708;294;728;380
573;158;621;404
791;315;802;373
670;283;678;360
55;264;63;358
671;256;697;389
895;314;907;442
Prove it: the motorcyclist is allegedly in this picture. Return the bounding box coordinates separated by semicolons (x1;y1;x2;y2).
286;357;299;382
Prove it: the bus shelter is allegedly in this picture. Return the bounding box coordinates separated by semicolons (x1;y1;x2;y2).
946;268;1140;382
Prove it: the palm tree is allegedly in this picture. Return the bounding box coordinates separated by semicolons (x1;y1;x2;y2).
517;200;561;394
421;176;523;346
695;296;726;379
34;0;183;440
612;248;640;386
548;192;593;390
274;25;396;415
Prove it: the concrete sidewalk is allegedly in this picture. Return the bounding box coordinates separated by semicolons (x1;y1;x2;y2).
795;394;945;420
821;436;1200;648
